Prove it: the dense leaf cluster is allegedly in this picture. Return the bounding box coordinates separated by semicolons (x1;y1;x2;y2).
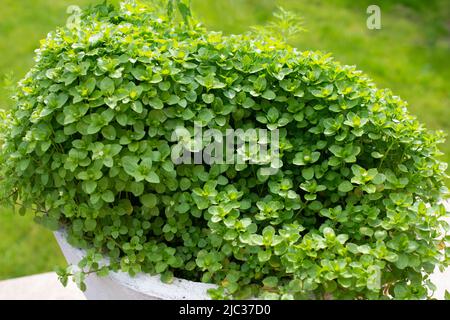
0;0;449;299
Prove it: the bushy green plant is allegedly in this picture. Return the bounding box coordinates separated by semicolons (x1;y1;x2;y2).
0;0;449;299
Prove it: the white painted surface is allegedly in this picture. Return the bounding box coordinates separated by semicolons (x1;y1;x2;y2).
0;272;85;300
430;268;450;299
430;200;450;299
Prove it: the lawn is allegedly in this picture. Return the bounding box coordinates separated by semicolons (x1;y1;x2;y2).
0;208;65;280
0;0;448;280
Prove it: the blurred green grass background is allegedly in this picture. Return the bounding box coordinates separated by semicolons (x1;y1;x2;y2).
0;0;448;280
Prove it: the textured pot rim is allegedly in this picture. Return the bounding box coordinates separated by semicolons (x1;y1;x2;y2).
54;230;216;300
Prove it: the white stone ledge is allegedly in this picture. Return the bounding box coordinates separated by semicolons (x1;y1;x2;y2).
0;272;85;300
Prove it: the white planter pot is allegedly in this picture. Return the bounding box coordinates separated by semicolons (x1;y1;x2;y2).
54;231;216;300
55;214;450;300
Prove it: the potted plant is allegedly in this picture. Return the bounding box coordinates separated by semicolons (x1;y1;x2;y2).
0;0;449;300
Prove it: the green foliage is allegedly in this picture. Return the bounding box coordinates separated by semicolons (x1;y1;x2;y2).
0;0;449;299
251;6;306;43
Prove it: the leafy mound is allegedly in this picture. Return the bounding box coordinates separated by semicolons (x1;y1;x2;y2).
0;0;449;299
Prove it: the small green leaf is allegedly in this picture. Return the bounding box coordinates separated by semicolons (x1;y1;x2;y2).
99;77;115;95
302;167;315;180
160;271;174;284
83;180;97;194
445;290;450;300
202;93;215;104
338;181;353;193
262;90;276;100
263;276;279;288
85;218;97;231
149;97;164;109
101;190;115;203
101;125;116;140
257;249;271;262
141;194;158;208
145;171;160;183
